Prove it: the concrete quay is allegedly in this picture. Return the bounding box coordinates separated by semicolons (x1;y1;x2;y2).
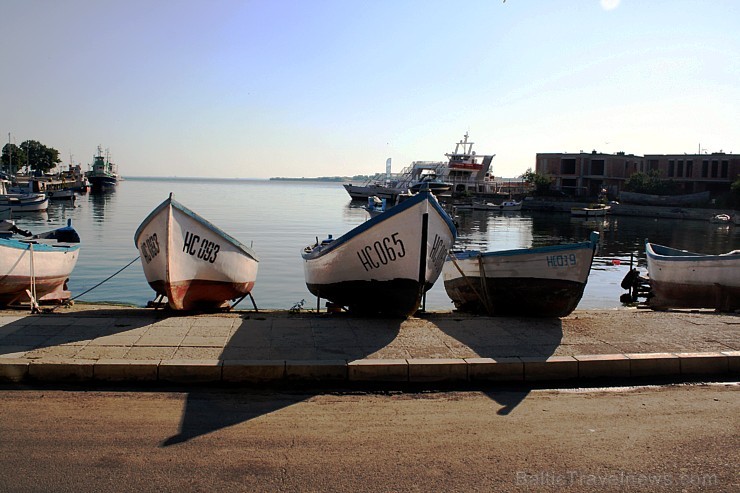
0;304;737;387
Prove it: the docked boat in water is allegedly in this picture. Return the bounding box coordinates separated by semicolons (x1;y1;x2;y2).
0;178;48;212
645;242;740;312
86;146;119;192
571;204;610;217
443;232;599;317
408;169;452;194
472;200;522;212
134;194;260;311
303;189;457;317
0;220;81;307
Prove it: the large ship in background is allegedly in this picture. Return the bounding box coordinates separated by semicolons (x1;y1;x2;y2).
343;133;524;202
86;146;119;192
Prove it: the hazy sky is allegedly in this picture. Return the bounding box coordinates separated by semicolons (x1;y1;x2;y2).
2;0;738;178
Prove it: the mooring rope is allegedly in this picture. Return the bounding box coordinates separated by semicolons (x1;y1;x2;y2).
70;256;140;301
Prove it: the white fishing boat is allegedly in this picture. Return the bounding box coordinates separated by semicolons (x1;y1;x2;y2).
571;204;610;217
134;194;260;311
645;242;740;311
0;221;81;307
303;189;457;317
443;232;599;317
472;200;523;212
0;179;48;212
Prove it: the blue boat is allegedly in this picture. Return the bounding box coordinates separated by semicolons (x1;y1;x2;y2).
443;232;599;317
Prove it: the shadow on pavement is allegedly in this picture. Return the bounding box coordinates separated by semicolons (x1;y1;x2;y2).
431;314;563;415
0;308;156;356
161;313;402;446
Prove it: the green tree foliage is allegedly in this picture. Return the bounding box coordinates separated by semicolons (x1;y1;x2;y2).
19;140;61;173
623;170;679;195
521;168;553;195
1;143;26;174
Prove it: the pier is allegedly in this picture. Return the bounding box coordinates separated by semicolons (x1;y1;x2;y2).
0;304;737;386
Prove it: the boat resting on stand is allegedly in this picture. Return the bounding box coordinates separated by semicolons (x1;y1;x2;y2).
443;232;599;317
0;220;81;308
645;242;740;311
302;189;457;317
134;194;260;311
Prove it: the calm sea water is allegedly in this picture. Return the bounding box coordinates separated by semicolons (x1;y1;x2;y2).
11;178;740;311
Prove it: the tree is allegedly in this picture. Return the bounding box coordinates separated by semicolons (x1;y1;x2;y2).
521;168;553;195
623;170;679;195
1;143;26;175
9;140;62;173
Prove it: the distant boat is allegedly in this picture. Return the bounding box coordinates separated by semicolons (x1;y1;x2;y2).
0;178;48;212
134;194;260;311
645;242;740;312
86;146;119;192
363;196;388;218
472;200;522;212
443;232;599;317
408;169;452;194
0;220;81;307
303;189;457;317
571;204;610;217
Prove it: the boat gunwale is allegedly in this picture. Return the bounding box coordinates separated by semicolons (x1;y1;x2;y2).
449;232;598;261
302;190;457;261
645;241;740;262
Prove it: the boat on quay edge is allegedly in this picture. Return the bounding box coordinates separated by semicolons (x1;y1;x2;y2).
134;193;260;311
645;241;740;312
442;232;599;317
0;220;81;307
303;188;457;317
86;146;119;192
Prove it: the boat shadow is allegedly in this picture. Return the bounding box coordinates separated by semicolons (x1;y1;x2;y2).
429;314;564;415
161;312;403;447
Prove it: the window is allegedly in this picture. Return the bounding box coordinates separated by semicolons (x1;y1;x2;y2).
677;160;683;178
686;160;693;177
648;159;659;171
668;160;675;177
711;160;718;178
590;159;604;176
721;161;728;178
702;160;709;178
561;158;576;174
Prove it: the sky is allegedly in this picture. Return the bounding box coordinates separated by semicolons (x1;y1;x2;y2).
2;0;739;179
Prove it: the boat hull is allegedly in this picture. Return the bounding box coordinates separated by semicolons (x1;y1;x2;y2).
134;196;259;311
645;243;740;311
88;175;118;192
443;234;598;317
0;239;80;306
0;194;49;212
303;190;457;317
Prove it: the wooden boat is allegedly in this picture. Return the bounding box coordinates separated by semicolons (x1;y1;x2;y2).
443;232;599;317
134;194;259;311
86;146;119;192
302;189;457;317
0;220;81;306
571;204;609;217
645;242;740;311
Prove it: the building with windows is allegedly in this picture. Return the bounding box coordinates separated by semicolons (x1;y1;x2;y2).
535;150;739;198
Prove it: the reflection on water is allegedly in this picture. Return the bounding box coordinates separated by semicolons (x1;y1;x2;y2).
7;179;739;311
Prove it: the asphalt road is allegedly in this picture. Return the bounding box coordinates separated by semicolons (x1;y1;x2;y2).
0;383;737;492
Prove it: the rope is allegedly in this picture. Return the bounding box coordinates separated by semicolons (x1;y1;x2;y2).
71;256;140;301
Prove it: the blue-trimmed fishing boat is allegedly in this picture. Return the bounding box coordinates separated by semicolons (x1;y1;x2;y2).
443;232;599;317
0;220;81;306
302;189;457;317
134;194;260;311
645;242;740;311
